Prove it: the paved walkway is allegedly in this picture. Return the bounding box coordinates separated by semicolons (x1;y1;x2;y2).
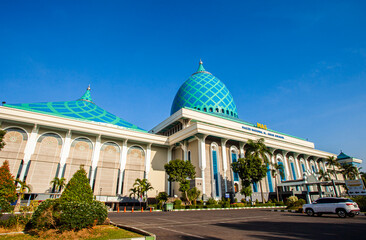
109;209;366;240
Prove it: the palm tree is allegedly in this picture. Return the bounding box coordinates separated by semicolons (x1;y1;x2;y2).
271;162;284;202
50;177;66;194
317;169;330;181
326;156;340;180
245;138;272;203
132;178;154;205
341;163;359;180
129;187;138;199
14;179;31;212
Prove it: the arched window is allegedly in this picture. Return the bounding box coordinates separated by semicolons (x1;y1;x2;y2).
211;143;220;197
215;108;219;112
290;160;297;180
231;149;239;182
209;108;213;112
226;110;229;114
188;151;191;162
203;108;207;112
278;161;286;181
221;109;225;113
301;162;306;174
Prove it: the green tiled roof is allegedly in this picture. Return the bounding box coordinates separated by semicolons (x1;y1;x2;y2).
171;60;238;118
4;87;146;132
337;152;351;160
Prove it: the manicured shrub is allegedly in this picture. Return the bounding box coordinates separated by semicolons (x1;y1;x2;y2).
59;201;107;231
285;196;298;207
351;196;366;212
206;198;217;205
276;201;284;206
60;166;93;203
173;199;182;207
27;199;61;231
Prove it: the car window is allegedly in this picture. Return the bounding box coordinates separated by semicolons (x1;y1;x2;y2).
337;199;353;203
316;199;330;204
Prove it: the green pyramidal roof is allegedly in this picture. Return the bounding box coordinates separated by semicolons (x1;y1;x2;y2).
4;87;146;132
337;152;351;160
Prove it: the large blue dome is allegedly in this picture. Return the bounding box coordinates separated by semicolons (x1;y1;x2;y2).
171;61;238;118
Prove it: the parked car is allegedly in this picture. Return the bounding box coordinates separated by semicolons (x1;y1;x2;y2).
303;197;360;218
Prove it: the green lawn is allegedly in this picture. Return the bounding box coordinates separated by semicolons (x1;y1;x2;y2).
0;225;142;240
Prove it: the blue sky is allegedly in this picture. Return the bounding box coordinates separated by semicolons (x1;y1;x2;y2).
0;1;365;169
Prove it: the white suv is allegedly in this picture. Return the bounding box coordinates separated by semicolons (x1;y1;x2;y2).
303;197;360;218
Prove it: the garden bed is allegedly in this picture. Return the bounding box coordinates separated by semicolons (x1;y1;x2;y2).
0;225;142;240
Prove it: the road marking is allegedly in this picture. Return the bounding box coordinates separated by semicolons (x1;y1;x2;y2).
158;227;205;239
154;217;183;223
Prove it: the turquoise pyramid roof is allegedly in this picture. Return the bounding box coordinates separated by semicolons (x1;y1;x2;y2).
337;152;351;160
171;61;238;118
4;87;146;132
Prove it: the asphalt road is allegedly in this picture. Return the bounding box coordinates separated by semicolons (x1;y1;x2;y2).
109;209;366;240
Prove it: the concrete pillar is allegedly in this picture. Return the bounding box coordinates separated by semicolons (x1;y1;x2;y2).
166;146;174;195
293;153;302;178
118;139;128;195
196;135;207;195
282;151;290;178
221;139;228;193
239;142;245;158
145;143;152;179
58;130;72;178
19;124;39;181
90;135;101;187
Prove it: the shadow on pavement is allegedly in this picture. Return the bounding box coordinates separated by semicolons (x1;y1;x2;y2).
214;220;365;240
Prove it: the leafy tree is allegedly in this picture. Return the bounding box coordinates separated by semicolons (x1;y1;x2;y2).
240;185;252;200
14;178;31;212
0;160;17;203
244;138;272;202
60;166;93;203
271;162;284;202
232;155;267;202
164;159;196;204
50;177;66;193
0;129;6;150
187;187;201;205
326;156;340;180
156;192;168;209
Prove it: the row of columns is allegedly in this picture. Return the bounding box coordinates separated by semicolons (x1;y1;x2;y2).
15;124;153;194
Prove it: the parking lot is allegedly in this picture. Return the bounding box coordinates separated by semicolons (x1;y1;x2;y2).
109;208;366;240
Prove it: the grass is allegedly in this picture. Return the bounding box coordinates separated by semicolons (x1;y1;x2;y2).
0;225;142;240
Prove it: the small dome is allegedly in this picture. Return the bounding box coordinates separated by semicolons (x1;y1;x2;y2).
171;61;238;118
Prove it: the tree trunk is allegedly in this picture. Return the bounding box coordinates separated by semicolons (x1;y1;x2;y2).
275;175;279;202
185;191;191;205
259;181;265;203
14;194;22;212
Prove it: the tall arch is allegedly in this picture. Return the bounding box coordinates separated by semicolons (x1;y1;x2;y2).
122;145;145;196
0;127;29;176
94;142;121;196
230;146;239;193
211;142;221;198
64;137;93;181
288;156;297;180
276;154;286;181
27;132;63;193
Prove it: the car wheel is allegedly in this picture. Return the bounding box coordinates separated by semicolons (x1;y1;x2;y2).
306;208;314;216
316;213;322;217
348;212;355;217
337;209;347;218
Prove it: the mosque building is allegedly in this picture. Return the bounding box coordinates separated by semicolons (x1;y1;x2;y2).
0;61;361;204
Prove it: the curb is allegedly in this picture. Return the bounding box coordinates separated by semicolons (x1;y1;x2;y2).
270;209;366;216
110;206;286;213
0;232;24;236
110;221;156;240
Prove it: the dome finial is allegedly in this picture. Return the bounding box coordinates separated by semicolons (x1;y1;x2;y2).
197;59;206;72
79;85;93;103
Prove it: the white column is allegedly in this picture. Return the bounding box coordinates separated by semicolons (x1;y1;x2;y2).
221;139;228;193
293;153;302;178
90;135;101;186
145;143;152;179
180;141;188;161
239;142;245;158
282;151;290;178
58;130;72;178
166;146;174;195
196;135;207;195
118;139;128;195
19;124;39;181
